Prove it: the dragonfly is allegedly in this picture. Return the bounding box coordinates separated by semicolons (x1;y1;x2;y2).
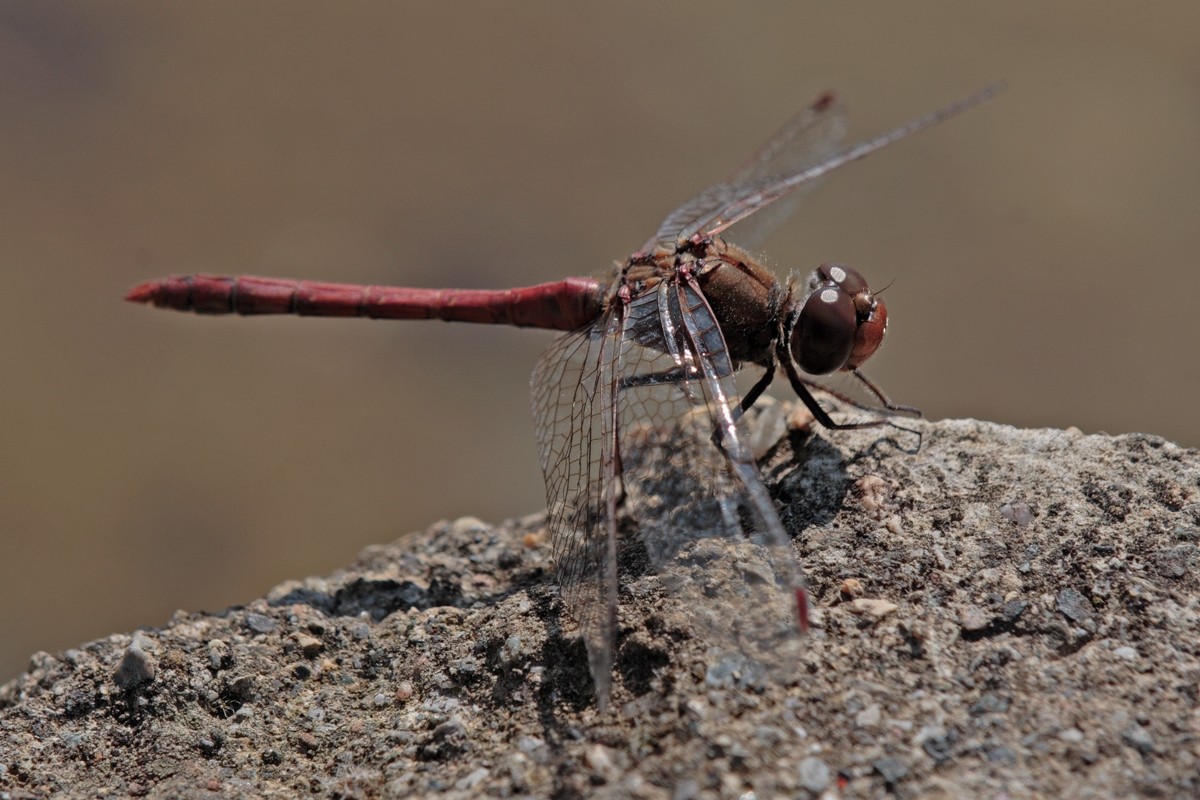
127;85;1000;709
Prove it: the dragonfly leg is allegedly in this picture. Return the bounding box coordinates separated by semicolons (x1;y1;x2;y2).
850;369;922;417
734;363;777;421
780;356;892;431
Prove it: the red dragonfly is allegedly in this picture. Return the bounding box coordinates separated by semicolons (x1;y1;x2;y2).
128;86;999;709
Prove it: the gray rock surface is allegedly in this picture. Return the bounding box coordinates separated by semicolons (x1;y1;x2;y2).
2;408;1198;798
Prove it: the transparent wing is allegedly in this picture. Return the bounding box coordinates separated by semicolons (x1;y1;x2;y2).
616;280;806;688
531;316;622;711
532;277;807;708
641;92;847;253
626;277;805;684
642;84;1004;252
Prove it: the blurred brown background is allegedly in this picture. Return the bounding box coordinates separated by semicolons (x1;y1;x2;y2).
2;2;1198;683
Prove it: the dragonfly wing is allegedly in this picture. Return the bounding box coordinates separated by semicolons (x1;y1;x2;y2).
643;85;1003;252
615;280;806;688
531;316;623;710
687;85;1005;243
641;92;847;253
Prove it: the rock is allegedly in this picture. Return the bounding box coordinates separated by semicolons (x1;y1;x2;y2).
2;412;1198;798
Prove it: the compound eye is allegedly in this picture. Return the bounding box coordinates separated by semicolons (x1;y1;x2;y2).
791;286;857;375
846;295;888;369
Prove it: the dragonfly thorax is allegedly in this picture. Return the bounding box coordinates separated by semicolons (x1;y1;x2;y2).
688;238;787;369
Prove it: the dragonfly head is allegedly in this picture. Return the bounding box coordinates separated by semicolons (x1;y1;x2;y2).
789;263;888;375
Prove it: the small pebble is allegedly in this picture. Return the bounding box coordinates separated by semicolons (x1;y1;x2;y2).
1056;588;1095;625
873;757;908;784
856;475;888;514
840;578;865;598
672;778;701;800
296;635;324;657
1113;646;1139;660
999;599;1028;624
396;681;414;701
113;634;156;690
294;732;319;754
959;605;991;633
455;767;489;790
1121;724;1155;755
986;745;1017;764
969;693;1010;716
448;516;488;535
1058;727;1084;743
1000;502;1033;527
245;613;276;634
854;704;881;728
431;716;467;742
850;598;898;618
796;756;830;792
585;744;619;780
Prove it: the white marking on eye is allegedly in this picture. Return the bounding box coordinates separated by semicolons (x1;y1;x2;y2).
828;265;847;283
820;288;839;304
